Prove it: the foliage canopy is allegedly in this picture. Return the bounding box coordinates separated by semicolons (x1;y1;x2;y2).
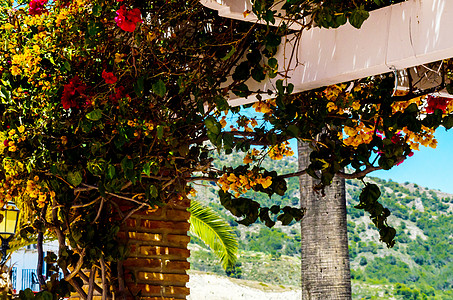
0;0;451;297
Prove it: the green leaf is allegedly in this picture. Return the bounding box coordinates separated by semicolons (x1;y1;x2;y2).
267;58;278;69
149;185;158;199
335;14;347;27
87;20;103;36
251;66;266;82
188;200;238;270
156;125;164;139
121;156;134;171
134;76;145;97
443;115;453;129
204;116;221;135
64;61;71;72
86;109;102;121
221;46;236;61
276;79;284;95
152;79;166;97
265;32;281;48
277;213;293;226
446;82;453;95
223;133;234;150
360;183;381;204
232;61;250;81
106;165;116;180
92;4;102;17
349;7;370;29
67;171;83;187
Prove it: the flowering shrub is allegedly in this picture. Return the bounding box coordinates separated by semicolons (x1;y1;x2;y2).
0;0;451;297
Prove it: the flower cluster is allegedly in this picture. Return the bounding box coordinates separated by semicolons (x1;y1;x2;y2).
25;176;55;208
425;95;450;114
402;126;438;150
341;122;375;148
243;149;261;164
252;99;275;114
61;76;90;110
29;0;49;16
268;142;294;160
110;86;130;103
1;127;27;154
218;171;273;197
102;70;118;84
115;6;143;32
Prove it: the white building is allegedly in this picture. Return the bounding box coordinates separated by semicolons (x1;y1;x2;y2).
7;241;60;293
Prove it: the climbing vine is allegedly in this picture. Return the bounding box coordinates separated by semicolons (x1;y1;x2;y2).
0;0;451;297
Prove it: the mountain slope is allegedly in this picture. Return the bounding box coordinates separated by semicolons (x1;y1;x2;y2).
189;153;453;299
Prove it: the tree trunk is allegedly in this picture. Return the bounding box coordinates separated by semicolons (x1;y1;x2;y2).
298;141;351;300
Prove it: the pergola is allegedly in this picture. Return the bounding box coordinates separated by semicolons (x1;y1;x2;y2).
201;0;453;106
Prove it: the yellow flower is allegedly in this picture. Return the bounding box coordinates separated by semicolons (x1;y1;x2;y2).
260;176;272;189
8;146;16;152
11;65;21;76
18;125;25;133
115;53;125;63
243;154;253;164
351;101;361;111
2;23;14;31
219;117;227;128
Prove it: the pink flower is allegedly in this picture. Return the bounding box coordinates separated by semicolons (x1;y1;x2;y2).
115;6;143;32
102;70;117;84
29;0;48;16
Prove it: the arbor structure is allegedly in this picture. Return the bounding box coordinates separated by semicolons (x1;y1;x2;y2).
0;0;452;299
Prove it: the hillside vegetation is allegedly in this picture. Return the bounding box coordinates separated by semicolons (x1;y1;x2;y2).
189;153;453;299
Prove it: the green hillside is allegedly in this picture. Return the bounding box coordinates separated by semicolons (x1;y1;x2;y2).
189;153;453;299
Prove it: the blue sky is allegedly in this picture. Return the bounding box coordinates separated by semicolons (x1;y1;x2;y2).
290;128;453;194
228;109;453;193
372;128;453;193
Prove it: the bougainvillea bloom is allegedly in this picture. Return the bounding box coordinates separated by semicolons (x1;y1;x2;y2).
115;6;143;32
425;95;450;114
61;76;88;110
109;86;129;103
29;0;48;16
102;70;118;84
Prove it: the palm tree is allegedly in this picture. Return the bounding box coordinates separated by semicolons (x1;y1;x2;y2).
188;200;238;270
298;141;351;299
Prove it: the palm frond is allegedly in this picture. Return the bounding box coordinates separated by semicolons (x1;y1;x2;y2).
188;200;238;270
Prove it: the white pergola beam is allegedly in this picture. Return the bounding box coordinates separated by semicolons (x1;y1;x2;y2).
200;0;453;106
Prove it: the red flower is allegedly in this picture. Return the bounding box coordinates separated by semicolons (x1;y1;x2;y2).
61;76;88;110
115;6;143;32
426;95;450;114
102;70;117;84
391;132;403;144
109;86;129;103
29;0;48;16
